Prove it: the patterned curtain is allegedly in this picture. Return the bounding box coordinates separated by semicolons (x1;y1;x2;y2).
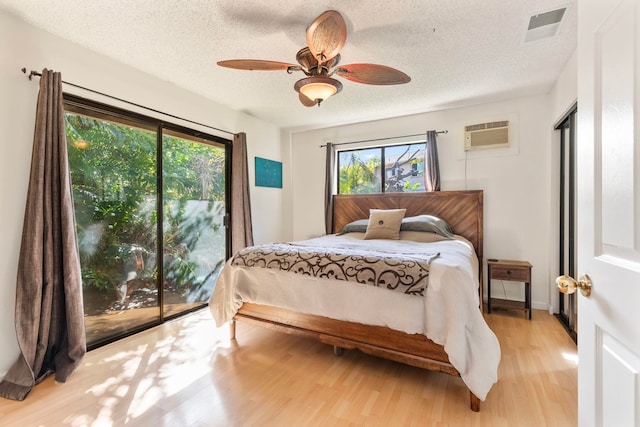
0;69;86;401
324;142;336;234
231;132;254;254
424;130;441;191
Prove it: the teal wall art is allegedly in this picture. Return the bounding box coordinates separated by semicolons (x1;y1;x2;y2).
255;157;282;188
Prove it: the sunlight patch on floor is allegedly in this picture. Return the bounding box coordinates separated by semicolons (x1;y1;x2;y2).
563;352;579;364
77;310;223;425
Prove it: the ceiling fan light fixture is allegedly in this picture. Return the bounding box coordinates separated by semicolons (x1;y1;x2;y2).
218;10;410;107
294;76;343;104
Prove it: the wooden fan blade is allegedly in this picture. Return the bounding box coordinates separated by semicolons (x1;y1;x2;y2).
335;64;411;85
217;59;299;71
306;10;347;62
299;93;318;107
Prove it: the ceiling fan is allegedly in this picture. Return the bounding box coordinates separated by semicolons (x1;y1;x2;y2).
217;10;411;107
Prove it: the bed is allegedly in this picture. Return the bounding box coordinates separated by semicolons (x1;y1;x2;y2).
209;190;500;411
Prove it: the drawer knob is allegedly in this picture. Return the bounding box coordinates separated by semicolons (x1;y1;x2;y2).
507;270;512;275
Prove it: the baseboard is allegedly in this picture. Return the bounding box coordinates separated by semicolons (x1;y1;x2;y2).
531;301;549;311
483;299;550;313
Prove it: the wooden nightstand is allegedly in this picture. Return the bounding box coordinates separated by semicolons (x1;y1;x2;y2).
487;259;532;319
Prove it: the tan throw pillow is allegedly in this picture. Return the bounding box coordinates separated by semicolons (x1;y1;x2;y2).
364;209;406;240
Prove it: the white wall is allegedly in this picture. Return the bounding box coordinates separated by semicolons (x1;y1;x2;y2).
287;95;555;311
552;50;578;123
0;10;283;376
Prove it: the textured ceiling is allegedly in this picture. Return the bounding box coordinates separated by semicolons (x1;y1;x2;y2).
0;0;577;130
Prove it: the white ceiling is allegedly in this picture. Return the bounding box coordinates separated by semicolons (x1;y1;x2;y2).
0;0;577;130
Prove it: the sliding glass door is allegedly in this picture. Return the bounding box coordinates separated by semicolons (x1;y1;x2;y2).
162;129;228;318
64;95;230;349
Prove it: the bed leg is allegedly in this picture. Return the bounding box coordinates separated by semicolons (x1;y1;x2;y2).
229;320;236;340
333;345;344;356
470;392;480;412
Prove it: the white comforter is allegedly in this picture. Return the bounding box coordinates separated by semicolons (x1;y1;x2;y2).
209;234;500;401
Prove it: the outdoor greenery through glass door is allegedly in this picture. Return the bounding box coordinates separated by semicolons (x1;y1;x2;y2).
65;102;228;349
162;130;226;318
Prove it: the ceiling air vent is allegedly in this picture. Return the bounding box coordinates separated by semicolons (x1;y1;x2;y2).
464;121;509;151
525;8;566;42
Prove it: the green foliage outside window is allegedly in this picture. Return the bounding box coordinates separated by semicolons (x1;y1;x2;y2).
338;151;381;194
65;112;225;302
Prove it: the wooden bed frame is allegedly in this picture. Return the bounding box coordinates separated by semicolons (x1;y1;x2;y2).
232;190;484;411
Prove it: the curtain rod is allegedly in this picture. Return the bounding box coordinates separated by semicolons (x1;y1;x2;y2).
21;68;235;136
320;130;448;148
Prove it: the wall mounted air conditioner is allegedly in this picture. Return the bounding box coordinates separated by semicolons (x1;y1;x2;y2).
464;121;509;151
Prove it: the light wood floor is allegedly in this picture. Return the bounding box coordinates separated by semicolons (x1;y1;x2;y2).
0;308;577;426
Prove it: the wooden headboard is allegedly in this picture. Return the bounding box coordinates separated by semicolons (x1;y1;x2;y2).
332;190;484;261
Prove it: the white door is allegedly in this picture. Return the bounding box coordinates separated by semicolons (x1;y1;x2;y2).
577;0;640;425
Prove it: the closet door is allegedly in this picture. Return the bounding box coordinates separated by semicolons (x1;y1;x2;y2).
556;107;577;341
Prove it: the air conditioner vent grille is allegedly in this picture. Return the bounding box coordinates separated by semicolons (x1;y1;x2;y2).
465;121;509;132
464;120;510;151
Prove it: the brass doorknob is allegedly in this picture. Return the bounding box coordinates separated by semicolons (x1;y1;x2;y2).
556;274;592;297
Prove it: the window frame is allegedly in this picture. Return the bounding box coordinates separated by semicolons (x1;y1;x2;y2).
336;141;427;195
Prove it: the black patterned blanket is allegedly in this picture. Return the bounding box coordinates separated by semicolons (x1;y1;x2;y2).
230;243;439;296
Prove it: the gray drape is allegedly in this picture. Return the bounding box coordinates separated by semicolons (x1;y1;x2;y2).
0;69;86;401
424;130;441;191
324;142;335;235
231;132;254;254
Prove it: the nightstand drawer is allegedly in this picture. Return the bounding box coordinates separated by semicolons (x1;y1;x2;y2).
490;265;530;282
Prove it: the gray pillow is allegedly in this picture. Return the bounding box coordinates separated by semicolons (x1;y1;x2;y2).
338;219;369;235
400;215;454;238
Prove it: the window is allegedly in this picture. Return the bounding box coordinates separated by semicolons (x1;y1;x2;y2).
64;95;230;349
337;142;426;194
